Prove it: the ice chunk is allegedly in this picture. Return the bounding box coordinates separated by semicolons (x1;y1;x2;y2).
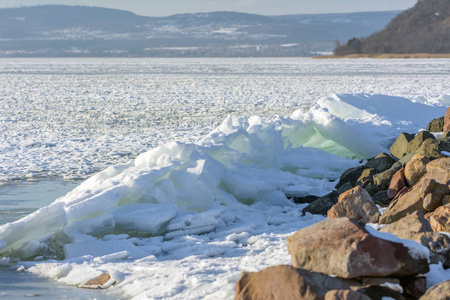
64;240;148;260
113;203;178;234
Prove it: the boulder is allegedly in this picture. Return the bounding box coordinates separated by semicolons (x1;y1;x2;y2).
327;186;380;224
380;211;433;236
234;265;349;300
365;153;396;173
356;168;376;186
302;191;339;216
387;168;406;200
439;131;450;141
324;290;370;300
79;273;116;289
426;157;450;187
404;154;430;187
337;181;354;194
379;178;427;224
379;210;449;258
428;205;450;233
443;107;450;131
380;177;446;224
406;131;435;154
443;195;450;206
390;133;415;160
419;279;450;300
286;218;429;279
373;162;403;190
335;166;369;190
354;285;405;300
426;116;445;132
400;276;427;299
423;193;444;212
292;195;318;204
372;190;390;207
414;139;450;160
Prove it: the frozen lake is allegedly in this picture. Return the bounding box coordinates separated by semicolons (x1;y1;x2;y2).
1;58;449;184
0;58;449;299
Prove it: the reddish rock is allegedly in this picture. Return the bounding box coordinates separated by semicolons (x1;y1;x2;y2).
234;265;349;300
388;168;406;200
80;273;115;289
327;186;380;224
426;157;450;187
443;107;450;131
286;218;429;279
428;205;450;233
419;279;450;300
404;154;430;187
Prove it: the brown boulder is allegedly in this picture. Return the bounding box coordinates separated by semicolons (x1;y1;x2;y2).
387;168;406;200
286;218;429;279
443;107;450;131
404;154;430;187
380;211;433;236
419;279;450;300
426;157;450;187
327;186;380;224
379;178;427;224
428;205;450;233
234;265;349;300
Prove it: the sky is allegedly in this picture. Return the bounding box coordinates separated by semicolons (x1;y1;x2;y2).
0;0;418;16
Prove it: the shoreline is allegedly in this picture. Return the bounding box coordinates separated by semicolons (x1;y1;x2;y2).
314;53;450;59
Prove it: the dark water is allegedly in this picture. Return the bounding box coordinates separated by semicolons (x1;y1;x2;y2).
0;180;121;299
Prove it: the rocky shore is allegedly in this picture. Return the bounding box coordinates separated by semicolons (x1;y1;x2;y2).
234;110;450;299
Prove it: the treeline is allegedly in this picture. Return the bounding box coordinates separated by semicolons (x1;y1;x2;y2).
334;0;450;55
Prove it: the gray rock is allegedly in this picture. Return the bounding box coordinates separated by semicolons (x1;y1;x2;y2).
427;116;444;132
365;152;396;173
335;166;369;190
390;133;415;160
302;191;339;216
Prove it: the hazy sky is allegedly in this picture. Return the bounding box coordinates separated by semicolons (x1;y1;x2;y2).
0;0;418;16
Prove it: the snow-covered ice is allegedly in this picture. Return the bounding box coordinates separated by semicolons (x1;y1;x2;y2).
0;58;449;299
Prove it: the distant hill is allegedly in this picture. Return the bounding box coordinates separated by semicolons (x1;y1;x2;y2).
334;0;450;55
0;5;401;57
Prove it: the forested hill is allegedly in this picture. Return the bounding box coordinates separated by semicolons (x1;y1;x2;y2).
0;5;400;57
334;0;450;55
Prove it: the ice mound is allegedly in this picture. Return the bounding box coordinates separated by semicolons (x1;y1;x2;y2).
0;93;445;261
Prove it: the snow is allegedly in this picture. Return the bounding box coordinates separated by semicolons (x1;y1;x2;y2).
0;58;449;299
